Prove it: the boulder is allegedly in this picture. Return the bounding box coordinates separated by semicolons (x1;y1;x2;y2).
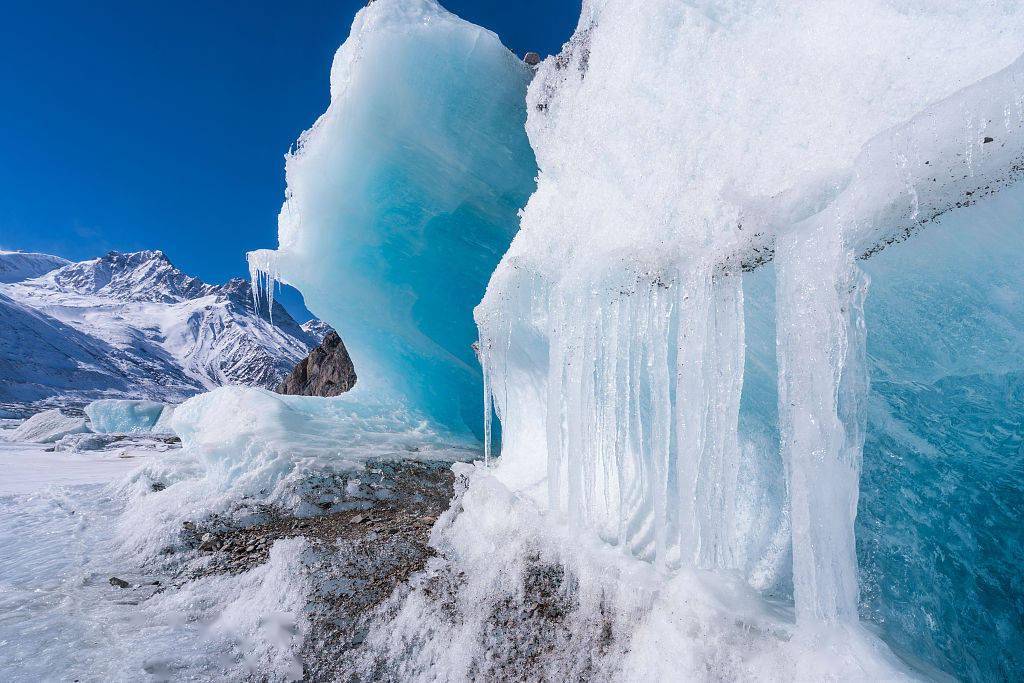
277;331;356;397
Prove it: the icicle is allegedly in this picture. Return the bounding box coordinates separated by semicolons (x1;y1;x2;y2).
481;333;493;465
247;248;283;325
775;220;869;625
673;262;746;570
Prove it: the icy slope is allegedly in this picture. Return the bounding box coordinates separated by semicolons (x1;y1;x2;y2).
0;250;69;283
0;291;141;403
249;0;536;438
0;250;322;402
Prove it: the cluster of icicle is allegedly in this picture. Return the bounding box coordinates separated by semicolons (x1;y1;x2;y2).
476;0;1024;629
478;240;865;623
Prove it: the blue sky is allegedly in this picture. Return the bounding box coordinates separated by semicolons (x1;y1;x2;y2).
0;0;580;319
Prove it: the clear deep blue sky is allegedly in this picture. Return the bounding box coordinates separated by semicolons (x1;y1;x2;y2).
0;0;580;319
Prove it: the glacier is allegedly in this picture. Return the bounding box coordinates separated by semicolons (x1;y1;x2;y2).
471;0;1024;678
3;0;1018;680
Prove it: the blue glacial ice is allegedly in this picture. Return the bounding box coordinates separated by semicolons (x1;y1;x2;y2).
248;0;537;440
85;399;168;434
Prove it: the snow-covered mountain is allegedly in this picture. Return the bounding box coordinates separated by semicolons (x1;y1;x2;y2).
0;250;70;283
0;250;326;405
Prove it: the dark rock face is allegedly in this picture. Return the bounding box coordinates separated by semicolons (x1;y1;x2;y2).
277;331;357;397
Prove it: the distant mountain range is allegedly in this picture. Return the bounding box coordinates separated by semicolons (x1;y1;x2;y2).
0;250;330;406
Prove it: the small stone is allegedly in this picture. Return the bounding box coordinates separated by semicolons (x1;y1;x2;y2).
201;533;212;543
245;544;255;553
524;52;541;67
109;576;130;589
983;136;994;143
351;515;364;524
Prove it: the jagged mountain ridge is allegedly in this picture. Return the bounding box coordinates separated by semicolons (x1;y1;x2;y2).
0;250;328;404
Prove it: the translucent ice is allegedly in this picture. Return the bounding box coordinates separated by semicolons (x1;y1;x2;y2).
85;399;168;434
248;0;536;438
475;0;1024;654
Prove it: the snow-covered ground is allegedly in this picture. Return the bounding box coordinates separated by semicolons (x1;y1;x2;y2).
0;439;150;497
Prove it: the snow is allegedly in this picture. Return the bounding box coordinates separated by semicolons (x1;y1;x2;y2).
248;0;537;438
0;250;321;403
0;438;148;496
0;249;69;283
85;399;168;434
6;409;89;444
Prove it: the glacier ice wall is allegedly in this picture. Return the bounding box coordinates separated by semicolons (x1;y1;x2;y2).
476;0;1024;642
249;0;536;439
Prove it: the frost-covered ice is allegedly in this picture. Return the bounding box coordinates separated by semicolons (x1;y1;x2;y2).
6;408;89;443
0;436;149;496
115;386;476;560
472;0;1024;678
86;398;168;434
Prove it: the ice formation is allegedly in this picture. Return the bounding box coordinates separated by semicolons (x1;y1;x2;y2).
6;409;89;444
475;0;1024;647
85;399;168;434
64;0;1021;679
248;0;536;438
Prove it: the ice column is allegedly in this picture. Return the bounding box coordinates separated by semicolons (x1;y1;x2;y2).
775;220;869;624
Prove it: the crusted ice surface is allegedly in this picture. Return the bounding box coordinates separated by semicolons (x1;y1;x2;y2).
248;0;536;438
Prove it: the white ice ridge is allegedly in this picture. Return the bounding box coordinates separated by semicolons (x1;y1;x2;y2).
476;0;1024;638
248;0;536;438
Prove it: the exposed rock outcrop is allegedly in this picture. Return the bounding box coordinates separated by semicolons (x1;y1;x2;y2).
277;331;357;397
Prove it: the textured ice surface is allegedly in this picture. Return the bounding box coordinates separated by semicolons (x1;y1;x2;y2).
474;0;1024;677
6;409;89;443
86;399;167;434
0;475;310;681
113;386;476;560
248;0;536;438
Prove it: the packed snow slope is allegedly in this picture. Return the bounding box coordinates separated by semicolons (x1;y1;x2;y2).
249;0;537;439
0;250;326;403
